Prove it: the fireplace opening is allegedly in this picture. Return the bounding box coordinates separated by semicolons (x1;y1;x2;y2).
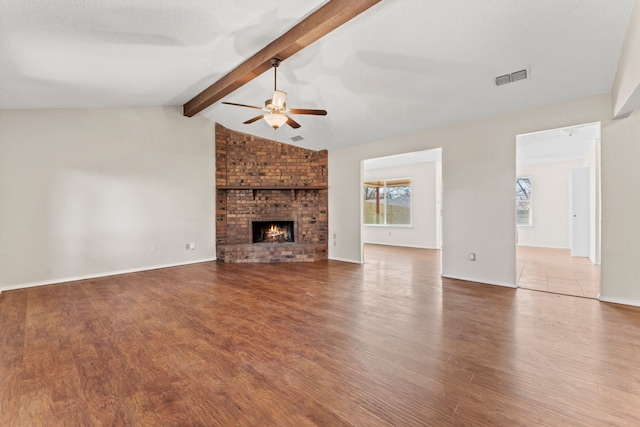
252;221;294;243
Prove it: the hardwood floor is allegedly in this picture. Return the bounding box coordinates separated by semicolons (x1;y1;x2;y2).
2;244;640;426
517;246;601;298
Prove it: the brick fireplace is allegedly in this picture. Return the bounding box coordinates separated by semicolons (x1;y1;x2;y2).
215;124;328;263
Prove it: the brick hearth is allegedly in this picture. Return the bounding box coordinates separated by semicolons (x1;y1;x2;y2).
215;124;328;263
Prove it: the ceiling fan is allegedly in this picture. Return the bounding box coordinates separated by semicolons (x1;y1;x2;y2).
222;58;327;129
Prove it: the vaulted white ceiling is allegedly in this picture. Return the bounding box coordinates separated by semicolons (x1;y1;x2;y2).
0;0;634;150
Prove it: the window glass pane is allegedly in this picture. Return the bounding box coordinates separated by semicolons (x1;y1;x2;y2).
516;177;532;225
385;184;411;224
516;200;530;225
516;177;531;199
363;183;385;224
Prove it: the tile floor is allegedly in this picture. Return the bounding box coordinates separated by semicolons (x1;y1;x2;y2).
517;246;600;299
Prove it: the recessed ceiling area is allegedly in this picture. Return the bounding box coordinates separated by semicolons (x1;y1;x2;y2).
0;0;634;150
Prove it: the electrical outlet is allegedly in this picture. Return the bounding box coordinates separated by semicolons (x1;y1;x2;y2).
186;242;196;250
150;245;155;253
469;252;476;261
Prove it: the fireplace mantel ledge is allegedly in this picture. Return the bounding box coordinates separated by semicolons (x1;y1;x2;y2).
217;186;326;190
217;185;327;200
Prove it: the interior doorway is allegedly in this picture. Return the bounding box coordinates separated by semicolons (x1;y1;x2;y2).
515;123;601;298
361;149;443;262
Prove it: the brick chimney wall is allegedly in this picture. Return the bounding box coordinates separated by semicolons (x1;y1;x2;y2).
215;124;328;263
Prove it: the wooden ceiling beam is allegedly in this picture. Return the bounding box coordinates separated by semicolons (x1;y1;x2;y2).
183;0;382;117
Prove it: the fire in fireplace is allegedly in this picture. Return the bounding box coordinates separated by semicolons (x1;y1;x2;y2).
252;221;294;243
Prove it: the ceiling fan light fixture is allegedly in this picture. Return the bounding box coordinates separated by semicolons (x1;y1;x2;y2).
272;90;287;108
264;113;287;129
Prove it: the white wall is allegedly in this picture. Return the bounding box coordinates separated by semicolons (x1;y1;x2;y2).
585;139;601;264
329;94;614;289
601;108;640;305
435;160;443;249
516;159;584;249
612;0;640;118
363;162;438;249
0;106;215;290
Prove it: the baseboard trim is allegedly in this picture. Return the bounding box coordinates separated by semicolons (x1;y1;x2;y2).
328;256;363;265
1;258;217;292
441;274;517;289
363;242;440;250
598;296;640;308
517;244;571;250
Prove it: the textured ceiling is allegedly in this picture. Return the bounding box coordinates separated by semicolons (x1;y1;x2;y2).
0;0;634;150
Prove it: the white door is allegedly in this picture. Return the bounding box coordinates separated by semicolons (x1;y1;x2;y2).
571;167;590;257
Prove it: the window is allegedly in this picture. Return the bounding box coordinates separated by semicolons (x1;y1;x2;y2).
516;177;532;225
363;178;411;225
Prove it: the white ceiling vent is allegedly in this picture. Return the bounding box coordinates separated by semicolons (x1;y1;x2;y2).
511;69;527;82
495;69;528;86
495;74;511;86
290;135;304;142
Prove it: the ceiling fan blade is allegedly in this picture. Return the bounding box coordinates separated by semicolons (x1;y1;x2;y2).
243;115;264;124
286;116;301;129
289;108;327;116
222;101;262;110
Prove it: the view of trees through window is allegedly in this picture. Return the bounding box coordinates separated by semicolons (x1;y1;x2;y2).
516;177;532;225
363;178;411;225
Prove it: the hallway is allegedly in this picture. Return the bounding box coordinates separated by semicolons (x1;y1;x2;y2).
517;246;600;298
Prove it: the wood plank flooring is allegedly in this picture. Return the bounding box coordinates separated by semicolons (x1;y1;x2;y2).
2;244;640;426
